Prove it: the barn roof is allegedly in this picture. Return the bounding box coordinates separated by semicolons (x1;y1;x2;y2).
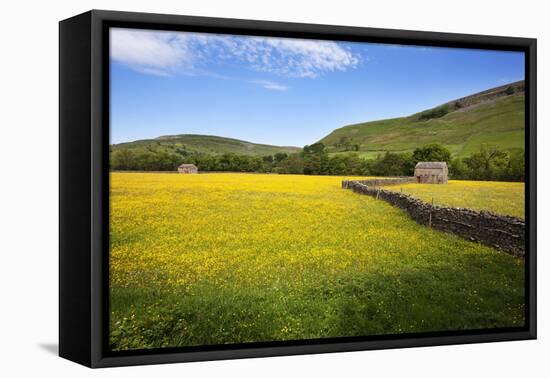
415;162;447;169
178;163;198;168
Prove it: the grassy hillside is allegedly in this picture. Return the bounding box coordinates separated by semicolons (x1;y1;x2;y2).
111;134;301;156
320;82;525;158
112;82;524;160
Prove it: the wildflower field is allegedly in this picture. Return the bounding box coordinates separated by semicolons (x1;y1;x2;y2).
110;172;525;351
386;180;525;218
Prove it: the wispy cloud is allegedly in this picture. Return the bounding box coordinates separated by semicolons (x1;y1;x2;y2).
219;36;360;78
110;28;362;79
252;79;288;91
110;29;193;76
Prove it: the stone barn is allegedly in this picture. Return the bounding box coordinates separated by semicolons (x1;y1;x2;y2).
177;163;198;174
414;162;448;184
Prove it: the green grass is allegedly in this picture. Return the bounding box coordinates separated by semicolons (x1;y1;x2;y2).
110;173;524;351
386;180;525;218
111;134;301;156
321;94;525;158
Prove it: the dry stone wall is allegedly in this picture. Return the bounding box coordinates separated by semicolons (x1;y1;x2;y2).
342;180;525;257
341;177;416;189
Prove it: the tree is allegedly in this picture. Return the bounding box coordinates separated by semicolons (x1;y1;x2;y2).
302;143;328;175
326;154;363;175
303;142;326;155
337;136;353;151
273;152;288;163
418;105;449;120
111;149;136;170
463;145;509;180
448;158;467;179
175;147;188;156
412;143;451;164
371;152;411;176
276;153;304;174
501;150;524;181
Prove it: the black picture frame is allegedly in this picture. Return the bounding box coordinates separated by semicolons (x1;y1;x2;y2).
59;9;537;368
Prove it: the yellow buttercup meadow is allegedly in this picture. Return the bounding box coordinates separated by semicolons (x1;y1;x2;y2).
110;172;524;351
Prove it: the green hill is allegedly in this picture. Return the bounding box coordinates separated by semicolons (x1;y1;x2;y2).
111;134;301;156
319;81;525;158
112;82;524;160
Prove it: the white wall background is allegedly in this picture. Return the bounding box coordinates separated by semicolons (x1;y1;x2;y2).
0;0;547;376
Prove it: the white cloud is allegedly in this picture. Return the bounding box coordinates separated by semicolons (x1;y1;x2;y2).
210;35;360;78
110;29;193;76
110;28;362;79
255;38;359;78
252;80;288;91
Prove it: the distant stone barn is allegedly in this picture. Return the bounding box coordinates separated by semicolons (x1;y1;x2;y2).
414;162;448;184
177;163;198;174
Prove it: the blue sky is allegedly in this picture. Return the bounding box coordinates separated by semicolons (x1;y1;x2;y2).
110;28;525;146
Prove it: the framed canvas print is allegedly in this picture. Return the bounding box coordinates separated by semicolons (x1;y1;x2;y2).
59;10;537;368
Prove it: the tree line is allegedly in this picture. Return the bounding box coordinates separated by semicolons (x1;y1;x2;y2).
110;143;524;182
